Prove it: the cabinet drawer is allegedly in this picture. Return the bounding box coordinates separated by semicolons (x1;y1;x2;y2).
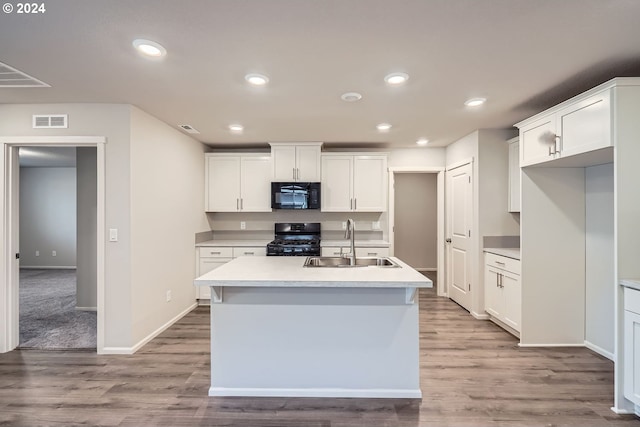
232;246;267;257
356;247;390;257
625;287;640;315
322;247;346;257
485;252;520;275
199;247;233;258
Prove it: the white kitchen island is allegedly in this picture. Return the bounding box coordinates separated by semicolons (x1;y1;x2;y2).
194;256;432;399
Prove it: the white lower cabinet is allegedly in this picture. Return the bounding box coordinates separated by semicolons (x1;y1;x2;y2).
624;287;640;405
484;252;521;333
321;246;390;257
197;246;265;302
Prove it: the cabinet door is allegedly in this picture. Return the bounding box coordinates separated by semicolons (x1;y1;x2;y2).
206;156;241;212
520;115;558;167
557;91;611;158
271;145;297;182
197;257;231;300
321;155;353;211
240;156;272;212
296;145;321;181
484;266;502;319
353;156;387;211
624;309;640;405
508;139;521;213
502;272;521;332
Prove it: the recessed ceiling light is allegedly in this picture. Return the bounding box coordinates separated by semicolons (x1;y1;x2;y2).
229;124;244;132
416;138;429;146
384;72;409;85
464;97;487;107
132;39;166;58
245;73;269;86
376;123;392;132
341;92;362;102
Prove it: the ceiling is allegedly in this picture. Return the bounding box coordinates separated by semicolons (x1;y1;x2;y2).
2;0;640;149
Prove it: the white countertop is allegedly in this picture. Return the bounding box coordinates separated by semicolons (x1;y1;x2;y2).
196;239;389;248
321;240;389;248
196;240;271;247
194;256;432;288
484;247;521;260
620;279;640;291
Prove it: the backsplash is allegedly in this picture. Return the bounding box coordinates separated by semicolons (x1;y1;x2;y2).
206;211;387;241
483;235;520;248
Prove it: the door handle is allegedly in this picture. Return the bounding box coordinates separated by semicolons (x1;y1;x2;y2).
445;238;452;243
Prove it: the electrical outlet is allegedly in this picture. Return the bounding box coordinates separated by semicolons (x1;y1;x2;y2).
35;250;39;257
52;250;57;257
166;290;171;302
240;221;246;230
342;221;347;230
372;221;381;230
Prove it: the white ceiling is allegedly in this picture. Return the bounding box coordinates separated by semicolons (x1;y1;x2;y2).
2;0;640;149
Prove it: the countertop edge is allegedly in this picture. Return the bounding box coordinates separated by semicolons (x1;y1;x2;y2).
620;279;640;291
483;247;521;260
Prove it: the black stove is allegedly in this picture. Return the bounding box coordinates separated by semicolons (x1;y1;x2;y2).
266;223;321;256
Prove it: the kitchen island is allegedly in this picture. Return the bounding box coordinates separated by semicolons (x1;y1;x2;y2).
194;256;432;398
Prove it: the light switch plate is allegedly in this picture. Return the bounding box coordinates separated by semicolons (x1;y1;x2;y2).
109;228;118;242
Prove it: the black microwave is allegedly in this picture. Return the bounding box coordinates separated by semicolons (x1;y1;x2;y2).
271;182;321;210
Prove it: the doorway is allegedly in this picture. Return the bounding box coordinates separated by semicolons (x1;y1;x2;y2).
0;136;106;354
388;167;445;296
18;146;97;349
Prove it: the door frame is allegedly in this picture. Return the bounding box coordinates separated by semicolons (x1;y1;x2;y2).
0;136;106;354
388;167;445;296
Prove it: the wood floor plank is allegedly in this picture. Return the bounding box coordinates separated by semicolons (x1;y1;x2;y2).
0;286;638;426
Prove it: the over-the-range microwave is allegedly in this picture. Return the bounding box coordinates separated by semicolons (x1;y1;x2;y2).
271;182;321;210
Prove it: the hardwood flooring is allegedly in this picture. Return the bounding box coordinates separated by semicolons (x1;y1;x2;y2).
0;286;638;426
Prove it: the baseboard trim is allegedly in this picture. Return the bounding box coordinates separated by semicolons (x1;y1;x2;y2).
20;266;77;270
584;340;614;361
610;406;636;415
209;386;422;399
76;306;97;312
518;342;585;348
101;302;197;355
471;310;489;320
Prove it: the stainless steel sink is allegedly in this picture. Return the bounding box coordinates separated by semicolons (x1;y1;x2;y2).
303;256;399;268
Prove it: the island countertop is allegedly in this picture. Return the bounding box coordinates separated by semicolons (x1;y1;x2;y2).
194;256;432;288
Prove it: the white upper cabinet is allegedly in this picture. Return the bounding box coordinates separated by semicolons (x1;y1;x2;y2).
321;153;388;212
270;142;322;182
205;153;272;212
517;86;612;167
507;137;521;213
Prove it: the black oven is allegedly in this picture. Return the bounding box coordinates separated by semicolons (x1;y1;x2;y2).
271;182;320;210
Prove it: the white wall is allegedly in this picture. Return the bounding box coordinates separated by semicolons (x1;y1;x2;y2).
585;163;614;357
76;147;97;310
129;106;209;345
19;167;77;268
388;147;445;168
394;173;437;269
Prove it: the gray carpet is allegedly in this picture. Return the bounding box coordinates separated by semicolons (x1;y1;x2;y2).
19;269;96;350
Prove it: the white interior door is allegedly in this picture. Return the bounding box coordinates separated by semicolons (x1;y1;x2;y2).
447;162;473;311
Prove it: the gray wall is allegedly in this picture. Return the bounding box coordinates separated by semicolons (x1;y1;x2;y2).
394;173;437;270
76;148;97;309
19;167;76;267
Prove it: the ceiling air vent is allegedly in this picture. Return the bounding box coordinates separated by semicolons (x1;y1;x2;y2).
33;114;68;129
0;61;50;87
178;124;200;134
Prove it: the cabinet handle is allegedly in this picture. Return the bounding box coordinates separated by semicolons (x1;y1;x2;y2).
354;198;357;210
211;251;221;255
240;198;243;210
293;167;296;180
367;252;377;256
236;198;240;210
296;168;300;180
495;261;505;265
244;251;254;255
499;273;504;288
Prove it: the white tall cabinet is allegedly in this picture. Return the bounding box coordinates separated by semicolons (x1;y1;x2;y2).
321;153;388;212
269;142;322;182
514;77;640;414
205;153;272;212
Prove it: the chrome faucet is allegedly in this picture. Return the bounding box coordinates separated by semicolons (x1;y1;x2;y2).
344;218;356;265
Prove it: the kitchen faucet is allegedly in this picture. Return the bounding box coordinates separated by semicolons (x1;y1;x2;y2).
344;218;356;265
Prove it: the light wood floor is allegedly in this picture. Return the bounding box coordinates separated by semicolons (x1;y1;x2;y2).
0;287;638;426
